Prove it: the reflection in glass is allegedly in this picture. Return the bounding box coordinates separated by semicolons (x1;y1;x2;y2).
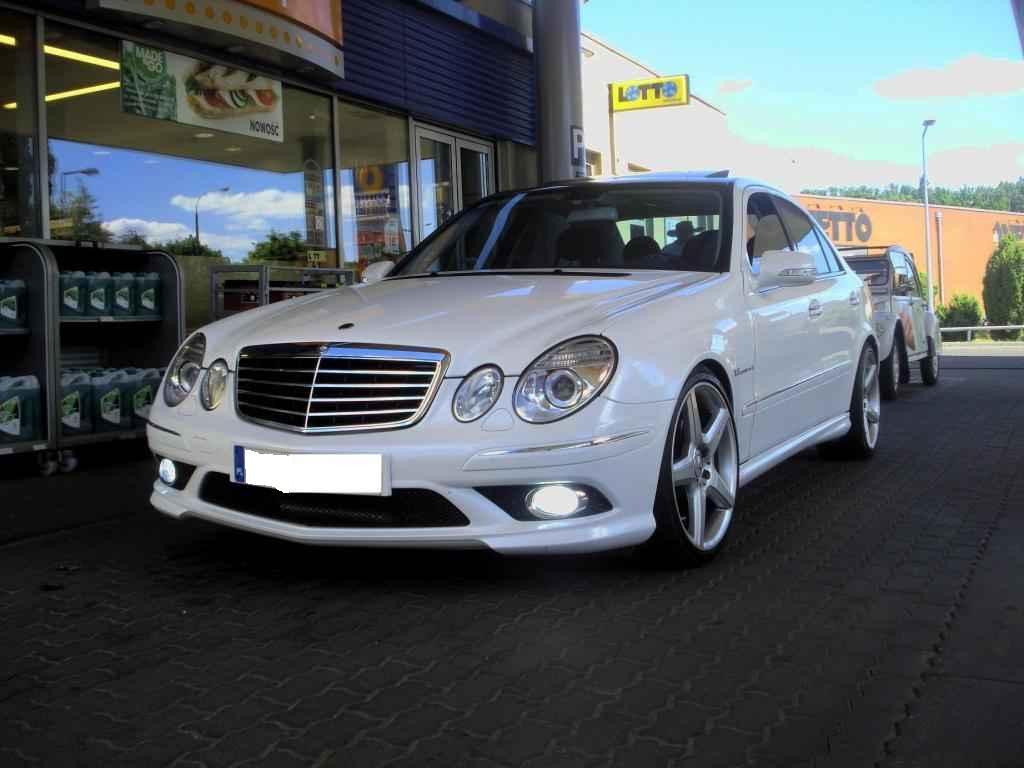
41;23;336;328
419;137;454;239
0;11;39;237
336;102;412;276
460;146;491;209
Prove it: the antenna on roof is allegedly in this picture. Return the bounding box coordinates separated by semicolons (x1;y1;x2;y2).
706;170;730;178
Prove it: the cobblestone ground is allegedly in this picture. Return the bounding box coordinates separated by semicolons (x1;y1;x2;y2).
1;360;1022;767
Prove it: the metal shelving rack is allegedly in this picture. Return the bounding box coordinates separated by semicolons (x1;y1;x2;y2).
209;263;355;321
1;239;183;469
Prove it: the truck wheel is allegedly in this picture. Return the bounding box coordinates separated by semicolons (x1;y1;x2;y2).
921;338;940;385
880;335;902;400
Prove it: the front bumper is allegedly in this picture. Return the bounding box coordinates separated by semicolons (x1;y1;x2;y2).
147;380;671;554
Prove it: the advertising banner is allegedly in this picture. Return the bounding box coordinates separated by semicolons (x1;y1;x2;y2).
120;41;284;142
610;75;690;112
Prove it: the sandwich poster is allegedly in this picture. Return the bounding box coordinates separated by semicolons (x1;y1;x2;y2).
121;41;284;143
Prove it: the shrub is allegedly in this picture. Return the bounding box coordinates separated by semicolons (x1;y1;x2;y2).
981;236;1024;340
938;294;983;341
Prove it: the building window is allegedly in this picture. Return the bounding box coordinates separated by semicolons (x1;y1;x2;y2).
585;149;602;177
335;101;412;276
42;23;336;327
0;10;40;237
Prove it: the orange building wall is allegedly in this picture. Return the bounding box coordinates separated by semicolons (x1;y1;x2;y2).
794;195;1024;305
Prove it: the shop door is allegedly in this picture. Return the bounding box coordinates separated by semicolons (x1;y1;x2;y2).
413;125;494;242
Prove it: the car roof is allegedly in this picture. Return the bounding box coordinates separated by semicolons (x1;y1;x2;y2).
526;171;783;196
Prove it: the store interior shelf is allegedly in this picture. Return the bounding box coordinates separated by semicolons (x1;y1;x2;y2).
57;428;148;447
0;439;50;456
0;326;31;336
60;315;162;324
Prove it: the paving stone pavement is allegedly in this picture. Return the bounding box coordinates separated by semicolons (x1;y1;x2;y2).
0;361;1021;767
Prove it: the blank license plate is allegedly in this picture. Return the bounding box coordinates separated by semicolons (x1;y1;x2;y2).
233;447;386;495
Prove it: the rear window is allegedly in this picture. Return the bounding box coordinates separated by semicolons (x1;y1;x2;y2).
847;258;890;288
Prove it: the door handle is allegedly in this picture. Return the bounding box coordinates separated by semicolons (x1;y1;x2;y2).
849;291;861;307
808;299;823;318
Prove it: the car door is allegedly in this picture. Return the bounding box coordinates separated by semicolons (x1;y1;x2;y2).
743;192;828;458
775;197;857;425
902;252;929;358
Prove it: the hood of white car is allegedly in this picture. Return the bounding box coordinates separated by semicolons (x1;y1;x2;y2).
204;271;713;375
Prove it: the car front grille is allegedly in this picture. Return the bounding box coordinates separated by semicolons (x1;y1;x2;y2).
235;343;448;433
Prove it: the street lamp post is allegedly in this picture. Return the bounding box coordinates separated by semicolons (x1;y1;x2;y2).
194;186;230;254
60;167;99;205
921;119;936;313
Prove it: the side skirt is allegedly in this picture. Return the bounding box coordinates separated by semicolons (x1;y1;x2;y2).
738;414;851;488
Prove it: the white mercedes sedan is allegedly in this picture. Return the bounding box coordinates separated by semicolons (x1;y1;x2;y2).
147;174;879;563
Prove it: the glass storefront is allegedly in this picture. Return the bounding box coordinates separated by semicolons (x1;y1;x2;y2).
0;10;529;325
0;10;40;238
44;23;336;263
335;101;411;273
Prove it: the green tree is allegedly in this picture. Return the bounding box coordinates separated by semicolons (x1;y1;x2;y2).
160;235;225;260
937;294;983;341
801;177;1024;213
117;228;151;247
62;183;111;242
247;230;305;263
981;236;1024;340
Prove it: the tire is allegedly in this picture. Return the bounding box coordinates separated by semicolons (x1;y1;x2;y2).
921;338;940;386
648;368;739;565
880;334;902;401
819;343;881;460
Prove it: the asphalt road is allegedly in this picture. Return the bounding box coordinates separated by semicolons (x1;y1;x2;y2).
1;357;1022;767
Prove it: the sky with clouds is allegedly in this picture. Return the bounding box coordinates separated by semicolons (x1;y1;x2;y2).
582;0;1024;191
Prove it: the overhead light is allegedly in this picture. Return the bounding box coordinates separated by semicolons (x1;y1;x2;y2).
0;35;120;69
44;44;120;70
225;146;242;152
194;132;215;139
3;166;17;172
3;80;121;110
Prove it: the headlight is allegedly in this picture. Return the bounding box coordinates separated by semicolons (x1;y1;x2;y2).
453;365;503;422
200;359;229;411
163;332;206;407
514;336;616;423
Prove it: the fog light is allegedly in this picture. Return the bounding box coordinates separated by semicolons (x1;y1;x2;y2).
526;485;587;519
158;458;177;486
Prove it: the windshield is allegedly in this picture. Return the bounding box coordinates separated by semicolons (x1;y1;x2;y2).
393;183;730;276
847;257;891;288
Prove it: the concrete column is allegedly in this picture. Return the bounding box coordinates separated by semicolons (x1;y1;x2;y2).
533;0;585;182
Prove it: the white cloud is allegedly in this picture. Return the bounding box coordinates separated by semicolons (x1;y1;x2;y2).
170;188;305;224
716;79;753;95
104;217;190;242
874;54;1024;100
102;217;255;261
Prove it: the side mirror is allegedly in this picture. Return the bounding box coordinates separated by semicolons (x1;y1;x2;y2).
361;260;395;284
756;250;817;290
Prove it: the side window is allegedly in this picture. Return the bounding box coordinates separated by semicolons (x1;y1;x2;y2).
745;193;790;267
775;198;832;276
892;254;913;295
813;227;842;273
904;254;924;298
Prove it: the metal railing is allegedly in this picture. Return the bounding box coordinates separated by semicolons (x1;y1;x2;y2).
940;325;1024;341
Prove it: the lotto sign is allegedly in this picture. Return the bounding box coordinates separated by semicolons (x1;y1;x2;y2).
610;75;689;112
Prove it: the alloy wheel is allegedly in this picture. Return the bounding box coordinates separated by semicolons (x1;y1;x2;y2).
670;382;738;551
862;346;881;448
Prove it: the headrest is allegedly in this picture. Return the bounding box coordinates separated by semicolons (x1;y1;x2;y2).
622;235;662;267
